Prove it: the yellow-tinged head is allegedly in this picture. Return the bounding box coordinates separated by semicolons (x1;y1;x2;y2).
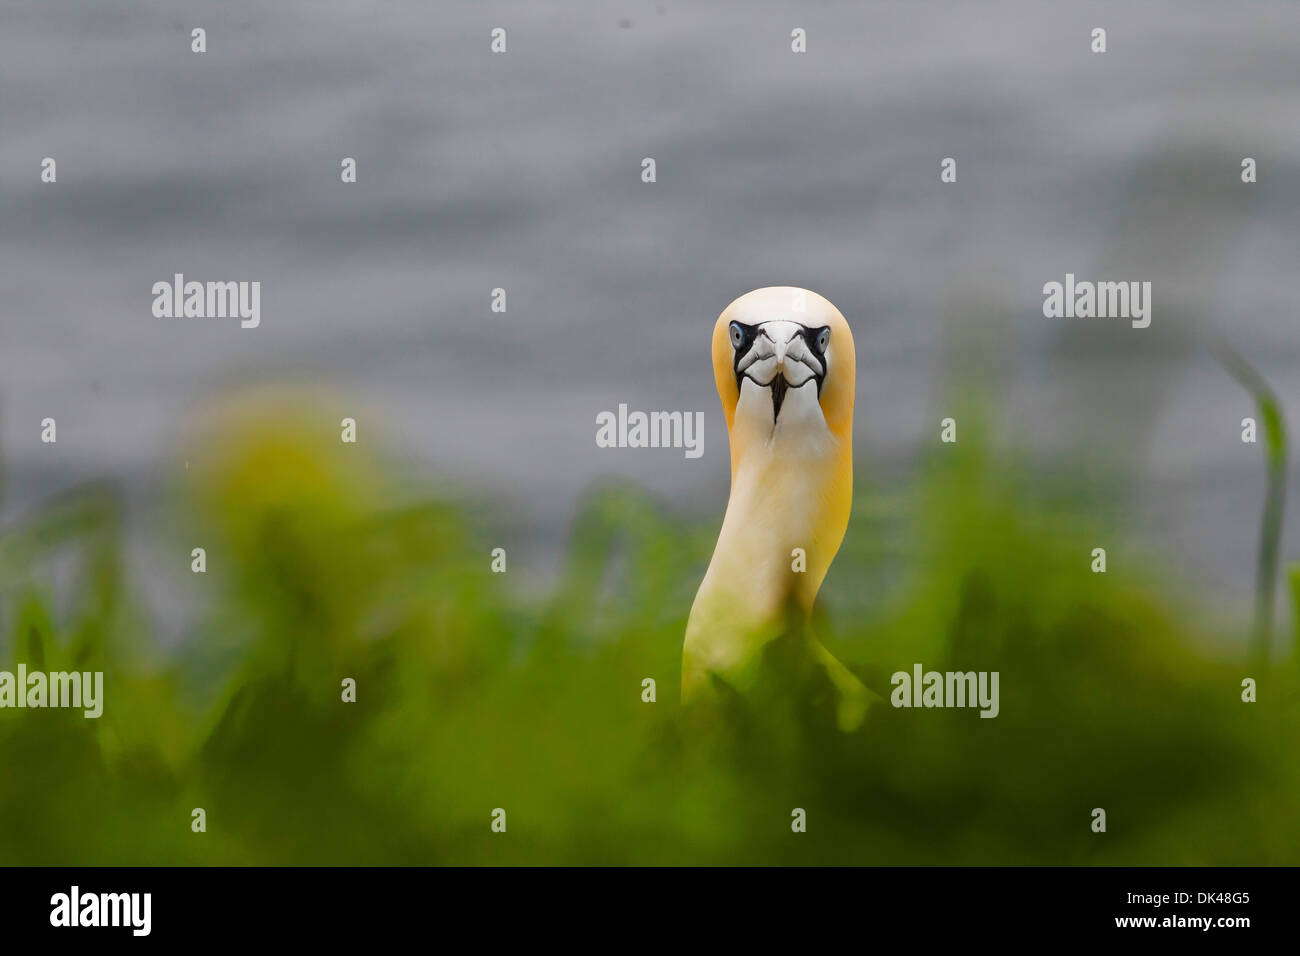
711;286;855;470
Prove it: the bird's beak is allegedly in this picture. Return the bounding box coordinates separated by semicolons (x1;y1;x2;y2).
731;319;828;424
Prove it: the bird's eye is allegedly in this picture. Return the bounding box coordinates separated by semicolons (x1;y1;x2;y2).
811;327;831;354
729;322;746;350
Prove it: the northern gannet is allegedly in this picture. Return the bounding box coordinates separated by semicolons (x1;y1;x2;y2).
683;287;870;730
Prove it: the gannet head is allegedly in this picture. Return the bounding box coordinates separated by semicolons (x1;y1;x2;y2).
712;287;855;465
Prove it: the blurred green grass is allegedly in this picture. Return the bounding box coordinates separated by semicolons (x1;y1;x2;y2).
0;390;1296;865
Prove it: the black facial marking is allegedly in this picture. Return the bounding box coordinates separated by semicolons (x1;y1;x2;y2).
729;321;759;391
804;325;830;359
802;326;830;397
770;376;789;420
728;319;830;424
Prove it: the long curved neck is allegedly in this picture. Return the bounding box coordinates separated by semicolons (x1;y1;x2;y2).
683;385;850;693
723;393;849;615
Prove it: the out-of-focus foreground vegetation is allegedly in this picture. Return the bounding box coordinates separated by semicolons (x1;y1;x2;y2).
0;386;1296;866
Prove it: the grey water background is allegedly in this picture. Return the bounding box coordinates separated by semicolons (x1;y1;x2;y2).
2;0;1297;647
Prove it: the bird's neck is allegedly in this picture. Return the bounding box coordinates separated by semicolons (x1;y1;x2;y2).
721;424;849;614
684;384;851;679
